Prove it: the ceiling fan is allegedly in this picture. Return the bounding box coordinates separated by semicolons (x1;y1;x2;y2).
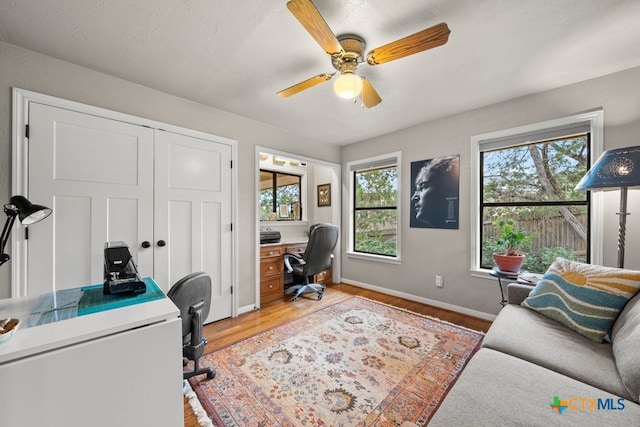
276;0;451;108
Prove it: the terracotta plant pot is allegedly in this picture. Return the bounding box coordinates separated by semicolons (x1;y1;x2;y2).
493;252;525;273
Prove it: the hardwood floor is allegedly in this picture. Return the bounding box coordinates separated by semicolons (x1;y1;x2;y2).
183;283;493;426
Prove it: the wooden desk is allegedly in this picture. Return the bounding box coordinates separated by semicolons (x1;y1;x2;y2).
260;242;333;303
0;278;183;427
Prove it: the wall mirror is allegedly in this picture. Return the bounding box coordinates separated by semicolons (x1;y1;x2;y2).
259;169;303;221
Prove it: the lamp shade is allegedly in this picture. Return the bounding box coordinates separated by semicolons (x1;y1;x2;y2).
9;195;52;225
575;146;640;191
333;73;363;99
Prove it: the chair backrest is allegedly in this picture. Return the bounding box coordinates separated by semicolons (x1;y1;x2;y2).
167;272;211;338
302;223;339;276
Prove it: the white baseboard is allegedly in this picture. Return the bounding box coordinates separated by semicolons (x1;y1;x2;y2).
237;304;257;316
341;278;497;321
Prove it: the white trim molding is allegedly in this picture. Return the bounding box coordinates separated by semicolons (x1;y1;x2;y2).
345;151;402;263
469;110;605;277
11;88;239;320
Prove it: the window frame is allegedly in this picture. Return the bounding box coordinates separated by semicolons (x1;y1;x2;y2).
346;151;402;264
470;111;604;277
259;169;302;221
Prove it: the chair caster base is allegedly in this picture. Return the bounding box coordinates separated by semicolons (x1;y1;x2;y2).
286;283;326;301
184;368;216;381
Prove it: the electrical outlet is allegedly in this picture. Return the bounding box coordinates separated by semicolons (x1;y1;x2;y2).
435;274;444;288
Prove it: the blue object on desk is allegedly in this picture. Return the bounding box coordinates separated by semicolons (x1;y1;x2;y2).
24;277;165;328
78;277;164;316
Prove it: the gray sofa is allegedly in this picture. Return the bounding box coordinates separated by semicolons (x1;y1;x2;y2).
429;283;640;426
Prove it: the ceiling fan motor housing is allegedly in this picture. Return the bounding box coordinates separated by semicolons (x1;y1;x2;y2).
331;34;366;74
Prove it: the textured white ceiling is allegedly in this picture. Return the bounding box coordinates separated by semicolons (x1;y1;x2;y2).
1;0;640;145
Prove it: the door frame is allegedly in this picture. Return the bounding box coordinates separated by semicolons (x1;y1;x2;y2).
11;88;238;317
255;146;341;308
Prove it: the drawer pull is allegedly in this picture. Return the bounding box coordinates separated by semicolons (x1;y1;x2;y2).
268;284;273;289
268;266;273;270
268;251;274;255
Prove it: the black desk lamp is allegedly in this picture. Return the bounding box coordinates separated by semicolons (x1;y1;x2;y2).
575;146;640;268
0;196;52;267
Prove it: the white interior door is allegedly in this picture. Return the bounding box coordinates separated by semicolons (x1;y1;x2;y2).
27;103;155;295
154;131;233;323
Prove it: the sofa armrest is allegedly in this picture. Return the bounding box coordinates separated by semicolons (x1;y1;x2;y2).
507;283;535;305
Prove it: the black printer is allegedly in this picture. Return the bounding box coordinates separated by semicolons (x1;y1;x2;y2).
103;241;146;295
260;230;281;244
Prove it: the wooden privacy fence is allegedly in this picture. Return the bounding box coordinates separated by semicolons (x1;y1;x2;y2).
483;214;587;254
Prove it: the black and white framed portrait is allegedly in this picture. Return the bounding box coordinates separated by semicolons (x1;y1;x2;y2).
410;155;460;229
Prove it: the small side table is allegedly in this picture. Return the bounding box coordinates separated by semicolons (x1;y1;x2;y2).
490;268;520;306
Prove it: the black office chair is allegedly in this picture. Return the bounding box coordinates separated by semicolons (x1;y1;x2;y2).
284;223;339;301
167;272;216;380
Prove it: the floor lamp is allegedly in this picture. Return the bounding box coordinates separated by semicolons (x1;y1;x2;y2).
575;146;640;268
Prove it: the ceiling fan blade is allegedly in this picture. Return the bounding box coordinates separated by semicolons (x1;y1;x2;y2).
361;78;382;108
366;22;450;66
277;73;333;98
287;0;343;57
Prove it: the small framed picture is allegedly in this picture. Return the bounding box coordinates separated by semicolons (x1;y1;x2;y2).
317;183;331;207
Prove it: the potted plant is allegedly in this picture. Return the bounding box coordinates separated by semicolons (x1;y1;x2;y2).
492;219;528;273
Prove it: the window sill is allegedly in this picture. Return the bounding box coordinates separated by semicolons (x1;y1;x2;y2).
469;268;497;281
346;251;401;265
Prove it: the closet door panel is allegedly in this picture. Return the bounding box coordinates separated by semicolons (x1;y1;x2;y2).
167;200;193;288
53;195;92;288
154;131;232;323
27;103;154;295
202;202;222;296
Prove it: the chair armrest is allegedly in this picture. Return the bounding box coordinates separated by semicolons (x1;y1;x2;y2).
507;283;535;305
284;253;305;273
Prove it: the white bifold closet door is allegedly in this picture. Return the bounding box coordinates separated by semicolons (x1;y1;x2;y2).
26;102;232;323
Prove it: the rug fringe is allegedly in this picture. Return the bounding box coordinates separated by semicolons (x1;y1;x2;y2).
184;380;215;427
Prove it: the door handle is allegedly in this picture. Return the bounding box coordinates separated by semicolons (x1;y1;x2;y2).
157;240;167;247
141;241;151;248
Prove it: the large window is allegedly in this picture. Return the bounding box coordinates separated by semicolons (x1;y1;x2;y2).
259;170;302;221
481;135;589;273
348;153;400;259
472;111;604;274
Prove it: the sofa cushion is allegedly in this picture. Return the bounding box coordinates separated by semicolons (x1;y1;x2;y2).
521;258;640;343
429;348;640;427
611;292;640;403
482;304;631;400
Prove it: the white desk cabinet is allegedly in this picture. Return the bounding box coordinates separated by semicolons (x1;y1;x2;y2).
0;284;183;427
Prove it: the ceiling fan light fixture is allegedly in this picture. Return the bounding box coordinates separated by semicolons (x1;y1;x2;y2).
333;72;363;99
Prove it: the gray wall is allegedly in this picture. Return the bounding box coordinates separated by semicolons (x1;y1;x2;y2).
341;66;640;316
2;40;639;319
0;41;340;304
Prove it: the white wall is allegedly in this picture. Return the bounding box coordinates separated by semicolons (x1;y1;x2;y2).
0;41;340;304
340;66;640;317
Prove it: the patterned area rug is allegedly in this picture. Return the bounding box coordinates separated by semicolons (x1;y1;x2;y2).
190;297;484;426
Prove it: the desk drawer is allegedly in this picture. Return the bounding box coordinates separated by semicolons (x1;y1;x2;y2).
285;244;306;255
260;276;283;294
314;269;332;285
260;258;283;276
260;246;283;258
